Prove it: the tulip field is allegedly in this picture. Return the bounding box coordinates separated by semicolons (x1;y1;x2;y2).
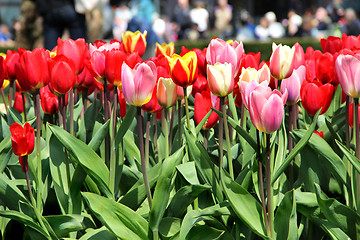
1;32;360;239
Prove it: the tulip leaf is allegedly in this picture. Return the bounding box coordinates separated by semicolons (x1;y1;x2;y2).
49;124;112;198
45;214;90;238
336;140;360;174
221;169;268;239
7;107;23;125
82;192;149;240
274;190;298;240
195;109;213;134
179;202;231;240
212;107;257;150
159;217;181;238
114;105;136;149
0;136;12;173
176;162;200;185
149;147;185;232
79;226;117;240
0;173;28;210
272;109;320;184
187;225;225;240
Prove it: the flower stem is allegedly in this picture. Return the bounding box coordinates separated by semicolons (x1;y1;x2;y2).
69;90;74;136
137;107;152;208
183;87;190;128
222;97;233;180
153;114;158;158
22;93;27;122
61;96;67;131
145;113;151;167
162;109;169;158
266;133;274;238
257;130;269;236
33;93;43;212
0;88;8;115
109;87;118;194
9;83;13;108
24;156;51;239
346;96;350;149
82;89;88;117
218;97;224;179
104;79;110;167
288;105;294;186
177;100;182;148
169;107;175;151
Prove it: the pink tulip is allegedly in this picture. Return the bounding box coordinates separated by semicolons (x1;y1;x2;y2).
206;38;244;76
249;87;288;133
121;61;157;106
293;42;305;69
207;62;234;97
238;64;270;84
85;51;106;84
335;54;360;98
156;77;177;108
269;43;296;79
280;65;306;105
240;80;269;109
176;85;192;100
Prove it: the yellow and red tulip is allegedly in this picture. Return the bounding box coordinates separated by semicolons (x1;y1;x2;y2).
168;51;198;88
122;30;147;57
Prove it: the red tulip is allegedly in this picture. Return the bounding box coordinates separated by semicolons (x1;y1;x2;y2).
56;38;88;75
142;81;163;113
48;55;76;95
40;85;60;114
314;131;324;138
105;49;127;87
194;91;220;130
320;36;343;54
15;48;50;92
342;33;360;51
10;122;35;171
167;51;198;88
155;42;175;57
4;50;20;82
13;92;24;113
117;88;127;118
191;74;209;96
0;56;5;87
300;80;334;116
349;103;360;128
122;30;147;57
181;46;207;76
305;51;337;85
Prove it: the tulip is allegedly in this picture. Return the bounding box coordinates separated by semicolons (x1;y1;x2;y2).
89;40;122;54
342;33;360;51
293;42;305;70
10;122;35;171
0;56;5;87
56;38;88;75
157;77;178;108
181;46;207;76
15;47;51;92
320;36;343;54
122;30;147;57
249;87;288;133
13;92;24;113
314;131;324;138
269;43;296;79
121;61;157;106
176;85;192;100
118;88;127;118
141;83;163;113
238;64;270;84
239;52;261;70
155;42;175;57
349;103;360;128
280;65;306;105
4;49;20;82
206;38;244;76
240;80;269;110
40;85;60;115
207;62;234;97
105;50;127;87
168;51;198;88
335;54;360;98
300;80;334;116
191;74;209;96
194;91;220;130
48;55;76;95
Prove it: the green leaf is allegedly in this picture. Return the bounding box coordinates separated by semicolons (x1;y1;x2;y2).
0;210;49;238
159;217;181;238
79;226;117;240
179;202;231;240
82;192;148;240
7;107;22;125
166;184;211;218
0;173;28;210
221;169;268;239
114;105;136;149
195;109;213;134
315;184;360;240
49;124;112;198
274;190;298;240
176;162;200;185
149;147;185;232
0;136;12;173
272;109;320;184
45;214;88;238
337;140;360;174
187;225;225;240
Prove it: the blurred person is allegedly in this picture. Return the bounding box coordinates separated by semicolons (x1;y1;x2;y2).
190;1;209;39
16;0;43;49
255;16;269;40
265;11;285;39
214;0;232;38
0;24;14;47
236;9;255;41
314;7;331;31
113;3;132;40
285;9;302;37
35;0;87;50
342;8;360;36
171;0;193;40
299;9;317;37
153;14;166;43
327;0;344;22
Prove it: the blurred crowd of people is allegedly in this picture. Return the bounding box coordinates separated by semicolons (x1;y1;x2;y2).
2;0;360;51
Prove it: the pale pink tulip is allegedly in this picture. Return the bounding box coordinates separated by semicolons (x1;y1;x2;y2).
335;54;360;98
269;43;296;79
121;61;157;106
176;85;192;100
238;64;270;84
207;62;234;97
240;80;269;109
206;38;244;76
157;77;178;108
280;65;306;105
249;87;288;133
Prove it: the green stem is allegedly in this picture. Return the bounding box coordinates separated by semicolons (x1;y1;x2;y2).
104;80;110;167
240;104;246;129
183;87;190;128
61;96;67;131
162;109;169;158
24;156;51;239
169;107;175;151
109;87;118;194
257;130;269;236
354;98;360;210
69;90;74;135
177;100;182;148
288;105;294;186
22;93;27;122
218;97;224;179
153;114;158;159
222;97;233;180
266;133;274;238
137;107;152;208
33;93;43;214
145;114;151;166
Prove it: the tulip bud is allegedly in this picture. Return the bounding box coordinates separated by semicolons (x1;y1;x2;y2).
157;77;177;108
269;43;296;79
122;30;147;57
155;42;175;57
168;51;198;88
194;91;220;130
280;65;306;105
335;54;360;98
207;62;234;97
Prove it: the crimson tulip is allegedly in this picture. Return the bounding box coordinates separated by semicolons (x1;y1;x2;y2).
10;122;35;171
0;56;5;87
300;80;334;116
40;85;60;114
342;33;360;51
194;91;220;130
48;55;76;95
349;103;360;128
191;74;209;96
4;49;20;82
56;38;88;75
13;92;24;113
320;36;343;54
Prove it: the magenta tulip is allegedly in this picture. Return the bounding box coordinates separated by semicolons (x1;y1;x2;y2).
121;61;157;106
249;87;288;133
335;54;360;98
280;65;306;105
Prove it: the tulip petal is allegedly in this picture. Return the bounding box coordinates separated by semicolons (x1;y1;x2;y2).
261;94;284;133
